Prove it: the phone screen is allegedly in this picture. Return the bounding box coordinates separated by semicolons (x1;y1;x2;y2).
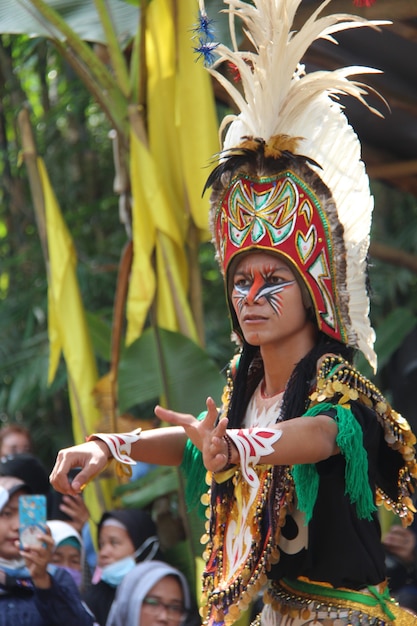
19;494;47;549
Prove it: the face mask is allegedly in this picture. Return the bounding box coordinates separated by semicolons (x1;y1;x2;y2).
91;566;102;584
0;557;29;578
95;536;159;587
134;536;159;562
60;566;83;588
100;554;136;587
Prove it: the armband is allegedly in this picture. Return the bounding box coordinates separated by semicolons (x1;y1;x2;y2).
87;429;142;477
227;427;282;488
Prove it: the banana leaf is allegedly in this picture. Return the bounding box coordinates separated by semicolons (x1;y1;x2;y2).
0;0;139;44
118;326;226;414
115;465;179;508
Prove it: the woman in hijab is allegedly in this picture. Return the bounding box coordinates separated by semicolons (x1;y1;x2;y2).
0;476;94;626
83;508;162;625
47;520;84;590
106;560;190;626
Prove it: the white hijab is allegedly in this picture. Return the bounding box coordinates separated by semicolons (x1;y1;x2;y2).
105;560;191;626
47;519;83;548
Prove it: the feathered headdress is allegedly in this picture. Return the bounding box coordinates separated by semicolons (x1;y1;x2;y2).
199;0;388;372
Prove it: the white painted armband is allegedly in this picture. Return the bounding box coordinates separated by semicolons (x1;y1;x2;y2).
87;429;142;466
226;427;282;488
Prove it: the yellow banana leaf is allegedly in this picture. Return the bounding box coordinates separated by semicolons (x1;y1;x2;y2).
39;157;114;519
126;129;157;345
146;0;185;235
177;0;219;235
156;234;198;340
127;0;218;347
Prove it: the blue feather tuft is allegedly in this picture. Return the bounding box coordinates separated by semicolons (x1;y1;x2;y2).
196;12;215;40
193;40;219;67
192;10;218;67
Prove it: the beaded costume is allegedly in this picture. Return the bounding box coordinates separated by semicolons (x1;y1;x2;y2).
188;356;417;626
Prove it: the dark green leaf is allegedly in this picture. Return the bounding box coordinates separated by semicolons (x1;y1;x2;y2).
85;311;112;361
115;466;179;509
1;0;139;45
118;327;226;414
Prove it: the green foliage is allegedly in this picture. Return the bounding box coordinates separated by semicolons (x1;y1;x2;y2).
118;327;225;415
0;0;139;46
0;2;233;474
370;181;417;321
0;32;122;465
367;182;417;384
199;241;232;368
355;308;417;380
115;465;179;508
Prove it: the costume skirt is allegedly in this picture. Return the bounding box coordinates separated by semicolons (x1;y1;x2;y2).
254;578;417;626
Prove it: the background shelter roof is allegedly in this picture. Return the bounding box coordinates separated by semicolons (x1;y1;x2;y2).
297;0;417;197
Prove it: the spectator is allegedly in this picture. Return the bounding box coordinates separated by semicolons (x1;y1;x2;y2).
383;519;417;613
49;488;96;575
0;452;50;496
106;560;190;626
47;520;84;590
0;425;33;457
83;508;162;625
0;475;94;626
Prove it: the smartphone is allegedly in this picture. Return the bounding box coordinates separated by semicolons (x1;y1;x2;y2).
19;494;47;549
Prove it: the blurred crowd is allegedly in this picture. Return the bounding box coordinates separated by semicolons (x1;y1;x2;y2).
0;424;199;626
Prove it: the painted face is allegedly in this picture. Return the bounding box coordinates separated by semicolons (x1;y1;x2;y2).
140;576;185;626
0;491;23;560
231;252;313;349
98;524;135;567
232;262;295;315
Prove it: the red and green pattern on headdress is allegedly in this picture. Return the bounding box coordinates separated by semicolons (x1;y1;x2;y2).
214;168;347;345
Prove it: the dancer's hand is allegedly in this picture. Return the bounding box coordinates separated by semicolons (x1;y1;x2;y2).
202;415;234;472
50;440;110;494
155;398;234;472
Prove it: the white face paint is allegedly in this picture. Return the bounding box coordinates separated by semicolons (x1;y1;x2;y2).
232;263;295;316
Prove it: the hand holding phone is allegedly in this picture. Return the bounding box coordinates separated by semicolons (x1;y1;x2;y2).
19;495;47;549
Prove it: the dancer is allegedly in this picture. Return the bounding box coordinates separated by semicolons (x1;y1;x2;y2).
50;1;417;624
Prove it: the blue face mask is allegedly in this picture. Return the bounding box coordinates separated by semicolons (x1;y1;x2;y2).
100;555;136;587
97;536;160;587
1;564;30;578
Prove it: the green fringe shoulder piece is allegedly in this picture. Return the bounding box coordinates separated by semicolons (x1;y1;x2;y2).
180;411;207;518
305;355;417;526
292;402;377;524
